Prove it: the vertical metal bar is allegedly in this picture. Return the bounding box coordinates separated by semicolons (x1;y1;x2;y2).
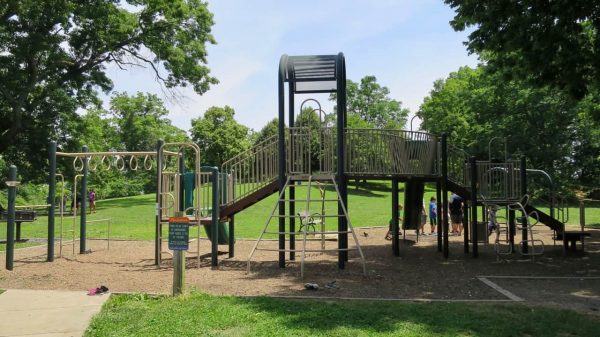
436;179;442;252
470;156;478;258
155;139;164;265
520;156;528;254
392;178;400;256
337;53;348;267
211;167;220;268
441;134;449;258
6;165;17;270
48;141;56;262
80;146;88;254
229;215;235;258
278;55;287;268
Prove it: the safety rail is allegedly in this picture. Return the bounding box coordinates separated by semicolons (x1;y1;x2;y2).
221;135;278;205
466;161;522;202
345;129;437;176
447;144;468;186
198;171;233;215
288;127;336;175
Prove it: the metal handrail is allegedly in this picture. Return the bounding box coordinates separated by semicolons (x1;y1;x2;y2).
221;135;279;205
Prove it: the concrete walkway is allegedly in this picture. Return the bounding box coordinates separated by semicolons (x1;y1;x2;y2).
0;289;109;337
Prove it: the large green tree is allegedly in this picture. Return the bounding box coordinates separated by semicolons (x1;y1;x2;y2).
0;0;217;181
330;75;409;129
445;0;600;101
418;66;599;187
190;106;250;167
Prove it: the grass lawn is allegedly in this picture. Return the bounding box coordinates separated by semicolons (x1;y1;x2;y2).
2;181;599;252
85;292;600;337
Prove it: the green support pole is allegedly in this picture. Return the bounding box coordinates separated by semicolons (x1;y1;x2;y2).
229;215;235;258
392;178;400;256
48;141;57;262
470;156;478;258
520;156;528;254
211;167;219;268
155;140;164;265
441;134;449;258
436;180;442;252
6;165;17;270
80;145;88;254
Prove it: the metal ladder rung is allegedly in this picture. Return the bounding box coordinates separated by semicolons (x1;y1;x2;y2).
304;248;357;253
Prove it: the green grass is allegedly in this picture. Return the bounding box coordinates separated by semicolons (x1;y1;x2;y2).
85;292;600;337
2;182;599;252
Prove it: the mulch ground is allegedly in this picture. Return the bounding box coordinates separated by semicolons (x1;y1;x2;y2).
1;226;599;315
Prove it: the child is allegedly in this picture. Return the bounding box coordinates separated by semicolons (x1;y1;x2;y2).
418;203;427;235
385;204;403;240
429;196;437;235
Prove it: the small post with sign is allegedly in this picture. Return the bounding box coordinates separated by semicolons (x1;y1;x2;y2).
169;213;189;296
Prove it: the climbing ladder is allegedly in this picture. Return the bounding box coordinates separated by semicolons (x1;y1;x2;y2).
247;175;366;277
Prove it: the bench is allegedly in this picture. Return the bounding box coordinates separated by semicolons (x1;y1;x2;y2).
0;210;37;241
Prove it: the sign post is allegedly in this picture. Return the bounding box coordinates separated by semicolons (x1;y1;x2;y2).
169;214;189;296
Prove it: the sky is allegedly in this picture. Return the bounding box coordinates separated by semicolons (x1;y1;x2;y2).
105;0;479;133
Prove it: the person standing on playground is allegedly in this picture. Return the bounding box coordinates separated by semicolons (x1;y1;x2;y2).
88;189;97;214
429;196;437;235
449;193;463;235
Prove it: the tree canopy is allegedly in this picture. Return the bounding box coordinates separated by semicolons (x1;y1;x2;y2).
445;0;600;101
0;0;217;180
190;106;250;167
330;76;409;129
419;65;599;189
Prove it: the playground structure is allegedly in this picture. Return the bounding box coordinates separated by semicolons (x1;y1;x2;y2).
1;53;593;273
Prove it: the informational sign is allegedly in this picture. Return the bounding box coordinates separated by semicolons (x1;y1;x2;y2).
168;216;189;251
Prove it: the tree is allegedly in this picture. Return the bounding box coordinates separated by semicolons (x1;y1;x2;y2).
418;66;593;188
190;106;250;167
0;0;217;181
445;0;600;100
252;118;279;146
331;76;409;129
107;92;188;151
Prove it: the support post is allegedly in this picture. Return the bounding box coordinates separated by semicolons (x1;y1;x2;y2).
508;209;515;251
278;56;286;269
463;201;470;254
211;167;220;268
48;141;56;261
436;179;442;252
441;134;449;258
337;53;348;267
520;156;528;254
155;139;164;265
172;212;185;296
80;145;88;254
392;178;400;256
6;165;17;270
288;83;295;261
470;156;478;258
229;215;235;258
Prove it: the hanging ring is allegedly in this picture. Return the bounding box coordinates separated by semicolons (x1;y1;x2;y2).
144;155;153;170
115;156;125;171
129;156;138;171
73;157;84;172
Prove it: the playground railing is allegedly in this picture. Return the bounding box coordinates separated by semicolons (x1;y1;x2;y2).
345;129;437;176
221;135;279;205
447;144;468;186
466;161;522;202
287;126;337;175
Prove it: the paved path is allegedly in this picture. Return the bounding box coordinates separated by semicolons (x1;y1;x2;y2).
0;289;109;337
